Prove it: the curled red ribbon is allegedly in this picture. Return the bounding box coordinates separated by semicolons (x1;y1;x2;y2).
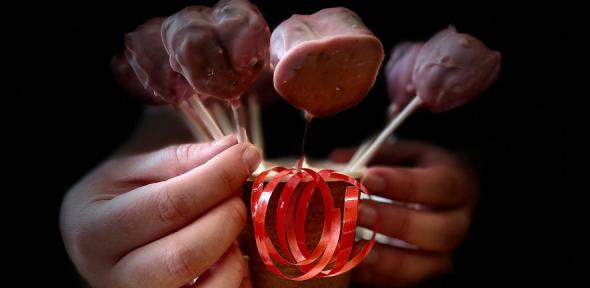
251;167;378;280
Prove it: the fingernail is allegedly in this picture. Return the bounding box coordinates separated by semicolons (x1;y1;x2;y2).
359;203;377;225
362;173;385;192
242;144;262;174
213;135;237;147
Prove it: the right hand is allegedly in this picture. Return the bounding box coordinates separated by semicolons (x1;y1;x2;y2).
60;134;260;288
331;140;478;287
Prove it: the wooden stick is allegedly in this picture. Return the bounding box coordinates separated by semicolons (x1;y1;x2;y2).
211;102;233;135
177;103;212;142
187;95;225;140
347;96;423;171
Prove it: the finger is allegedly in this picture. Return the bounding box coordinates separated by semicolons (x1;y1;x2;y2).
331;139;454;167
100;135;237;189
358;201;471;252
87;143;260;257
112;197;247;288
329;140;423;166
353;244;452;287
194;244;247;288
329;147;357;163
368;139;453;167
239;260;253;288
362;164;475;208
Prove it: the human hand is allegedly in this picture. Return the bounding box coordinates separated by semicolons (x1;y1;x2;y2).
60;134;260;288
332;140;478;287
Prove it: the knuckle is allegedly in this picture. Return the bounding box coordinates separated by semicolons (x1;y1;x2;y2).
165;248;193;278
157;184;192;225
169;143;206;175
165;242;198;281
172;144;192;172
67;210;104;260
224;198;247;229
71;223;96;259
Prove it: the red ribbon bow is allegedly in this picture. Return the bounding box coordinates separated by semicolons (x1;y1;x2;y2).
251;167;378;280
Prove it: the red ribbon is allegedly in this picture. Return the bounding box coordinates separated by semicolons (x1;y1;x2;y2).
251;167;378;280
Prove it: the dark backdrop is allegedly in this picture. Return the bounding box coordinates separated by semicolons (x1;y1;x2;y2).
14;1;581;286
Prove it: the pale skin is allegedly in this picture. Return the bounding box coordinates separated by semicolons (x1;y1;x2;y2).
61;106;477;288
60;107;259;288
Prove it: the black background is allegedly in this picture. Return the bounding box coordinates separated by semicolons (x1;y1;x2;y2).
13;0;582;286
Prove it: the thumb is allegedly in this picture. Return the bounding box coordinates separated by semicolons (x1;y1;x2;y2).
104;135;237;184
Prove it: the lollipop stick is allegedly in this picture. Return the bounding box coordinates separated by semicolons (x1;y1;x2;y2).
230;100;249;144
345;105;402;170
187;95;225;140
247;95;264;152
346;136;375;170
211;102;233;135
177;103;212;142
347;96;423;171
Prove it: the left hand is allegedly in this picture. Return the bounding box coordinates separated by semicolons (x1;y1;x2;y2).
331;139;478;287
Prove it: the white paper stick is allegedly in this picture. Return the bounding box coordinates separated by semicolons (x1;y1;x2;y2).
211;102;233;135
187;95;224;140
347;96;423;171
177;103;211;142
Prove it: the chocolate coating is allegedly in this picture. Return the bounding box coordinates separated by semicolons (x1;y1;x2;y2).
162;0;270;101
125;17;192;105
271;7;384;117
413;26;501;113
